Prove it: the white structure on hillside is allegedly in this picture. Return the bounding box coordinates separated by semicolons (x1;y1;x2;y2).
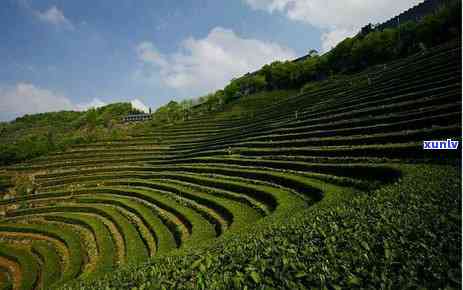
122;108;152;122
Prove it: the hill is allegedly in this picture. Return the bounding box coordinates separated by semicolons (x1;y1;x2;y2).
0;103;143;167
147;0;460;125
0;1;461;289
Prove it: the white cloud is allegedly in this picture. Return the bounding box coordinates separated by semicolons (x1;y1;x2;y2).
0;83;73;119
0;84;153;122
36;6;74;30
244;0;423;51
136;42;168;67
131;99;149;113
0;83;112;121
321;27;357;53
75;98;107;111
244;0;423;28
136;27;296;95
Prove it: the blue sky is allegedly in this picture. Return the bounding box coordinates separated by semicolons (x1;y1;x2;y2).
0;0;422;121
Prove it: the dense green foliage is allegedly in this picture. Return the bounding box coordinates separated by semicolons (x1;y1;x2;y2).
62;165;461;290
0;103;137;166
0;175;12;193
0;242;39;290
151;100;194;124
0;2;460;290
0;38;459;289
139;0;462;129
220;0;461;103
149;91;228;126
149;0;461;126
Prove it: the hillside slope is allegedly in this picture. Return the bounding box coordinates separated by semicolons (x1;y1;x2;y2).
0;39;460;289
0;103;140;167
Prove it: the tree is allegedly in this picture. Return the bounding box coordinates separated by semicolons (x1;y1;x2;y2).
261;61;297;89
85;108;99;131
46;129;56;150
397;21;419;56
351;28;398;68
417;13;445;47
308;49;318;57
224;79;241;103
327;37;355;72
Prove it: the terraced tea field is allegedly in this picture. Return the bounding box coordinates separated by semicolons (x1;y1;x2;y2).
0;41;461;289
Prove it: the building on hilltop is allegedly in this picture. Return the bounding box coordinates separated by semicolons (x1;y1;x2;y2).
122;107;152;122
122;113;152;122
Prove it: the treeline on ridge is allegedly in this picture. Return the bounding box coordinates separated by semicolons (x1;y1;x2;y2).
0;103;139;166
226;0;461;97
0;0;460;165
152;0;460;122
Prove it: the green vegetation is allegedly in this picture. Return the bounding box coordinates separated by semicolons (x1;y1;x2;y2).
216;0;461;111
0;1;461;289
0;103;139;166
151;100;192;124
0;242;40;290
0;222;85;285
30;240;62;287
0;268;12;290
142;0;460;129
0;174;12;193
62;164;461;290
